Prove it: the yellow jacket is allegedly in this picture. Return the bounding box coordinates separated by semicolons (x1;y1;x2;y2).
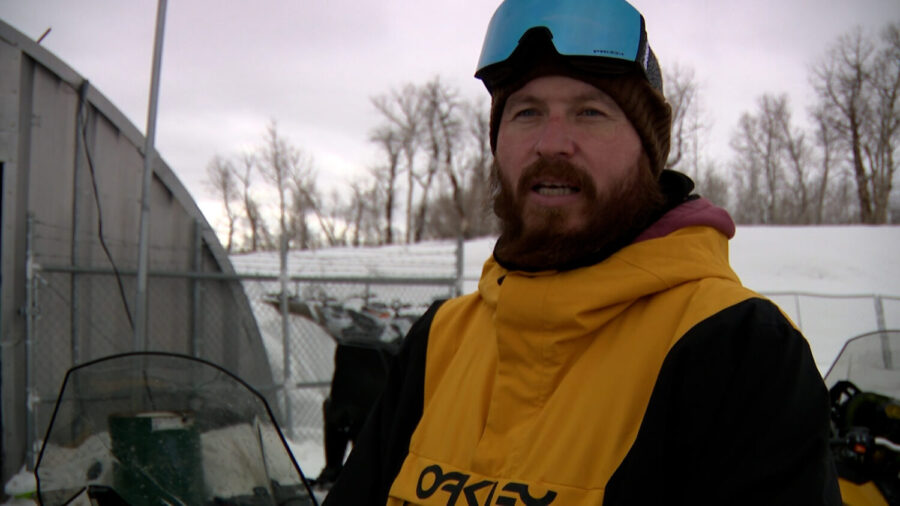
324;198;840;506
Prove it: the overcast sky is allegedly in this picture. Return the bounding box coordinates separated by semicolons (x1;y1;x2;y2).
1;0;898;226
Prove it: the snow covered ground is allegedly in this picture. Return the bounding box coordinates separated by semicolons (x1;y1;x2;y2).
5;225;900;501
230;226;900;303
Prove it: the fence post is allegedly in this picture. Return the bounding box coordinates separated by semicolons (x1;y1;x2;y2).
279;234;293;437
24;214;36;470
874;295;887;333
875;295;893;370
793;293;803;333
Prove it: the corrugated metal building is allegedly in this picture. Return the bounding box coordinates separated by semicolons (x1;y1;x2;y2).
0;19;275;489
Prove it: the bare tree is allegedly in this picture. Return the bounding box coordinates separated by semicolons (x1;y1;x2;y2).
370;78;495;242
258;122;290;246
660;64;731;210
369;126;402;244
461;97;496;237
346;180;370;247
694;162;732;209
295;184;349;248
415;77;461;242
664;64;703;173
257;121;320;250
332;172;384;247
730;96;782;223
430;95;497;239
871;23;900;223
234;152;271;251
812;23;900;223
731;94;828;224
810;105;842;223
317;187;352;247
372;85;422;243
205;155;239;252
285;152;319;250
775;102;815;223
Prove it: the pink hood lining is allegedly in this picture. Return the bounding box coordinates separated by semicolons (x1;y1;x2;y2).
634;198;735;243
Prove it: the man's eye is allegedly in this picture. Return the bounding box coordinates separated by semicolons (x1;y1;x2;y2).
579;108;607;117
512;108;539;119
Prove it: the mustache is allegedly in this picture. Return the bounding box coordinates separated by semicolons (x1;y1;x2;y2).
490;156;600;237
514;157;598;201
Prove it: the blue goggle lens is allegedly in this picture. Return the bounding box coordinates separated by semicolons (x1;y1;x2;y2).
476;0;644;73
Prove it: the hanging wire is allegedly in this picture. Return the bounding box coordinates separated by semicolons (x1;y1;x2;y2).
78;81;135;331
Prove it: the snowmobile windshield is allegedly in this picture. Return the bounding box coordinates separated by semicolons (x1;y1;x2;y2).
35;352;316;506
824;330;900;400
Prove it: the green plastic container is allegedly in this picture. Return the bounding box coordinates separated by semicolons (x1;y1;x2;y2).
108;412;206;506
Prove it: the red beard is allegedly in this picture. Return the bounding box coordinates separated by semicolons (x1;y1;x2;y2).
491;156;666;271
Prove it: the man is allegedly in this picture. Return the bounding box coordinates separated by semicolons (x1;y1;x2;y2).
324;0;841;504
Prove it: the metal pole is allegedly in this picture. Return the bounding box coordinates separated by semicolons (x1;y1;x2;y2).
134;0;168;351
279;233;293;435
875;296;893;369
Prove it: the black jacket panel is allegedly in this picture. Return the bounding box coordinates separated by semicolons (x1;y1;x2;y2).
604;298;841;505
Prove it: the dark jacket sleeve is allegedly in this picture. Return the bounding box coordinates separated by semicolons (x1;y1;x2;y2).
604;298;842;506
322;301;443;505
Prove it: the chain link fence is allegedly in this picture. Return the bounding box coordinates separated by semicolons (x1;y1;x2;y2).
25;263;457;475
237;274;456;444
21;246;898;477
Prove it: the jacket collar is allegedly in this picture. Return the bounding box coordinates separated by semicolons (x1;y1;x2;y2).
477;224;741;333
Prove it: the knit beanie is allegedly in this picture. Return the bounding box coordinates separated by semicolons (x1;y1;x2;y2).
486;36;672;177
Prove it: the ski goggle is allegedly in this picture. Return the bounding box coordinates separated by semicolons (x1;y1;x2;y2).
475;0;658;90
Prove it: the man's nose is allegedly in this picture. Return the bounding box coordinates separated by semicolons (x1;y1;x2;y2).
535;116;576;158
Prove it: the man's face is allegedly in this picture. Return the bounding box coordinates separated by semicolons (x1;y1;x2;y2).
496;75;644;233
491;74;664;270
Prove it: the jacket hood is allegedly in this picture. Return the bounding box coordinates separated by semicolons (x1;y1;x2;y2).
635;196;735;242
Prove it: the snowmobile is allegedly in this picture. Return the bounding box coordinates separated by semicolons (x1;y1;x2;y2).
824;330;900;505
262;292;421;351
35;351;319;506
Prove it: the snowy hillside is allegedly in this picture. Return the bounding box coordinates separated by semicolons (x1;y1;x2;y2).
232;226;899;296
726;226;899;296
